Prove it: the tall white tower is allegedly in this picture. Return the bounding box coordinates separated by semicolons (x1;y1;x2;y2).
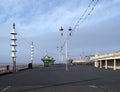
31;42;34;63
11;23;17;72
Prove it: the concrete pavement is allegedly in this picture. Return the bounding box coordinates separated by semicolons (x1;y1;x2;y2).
0;64;120;92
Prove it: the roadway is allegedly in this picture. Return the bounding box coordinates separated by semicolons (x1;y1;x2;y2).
0;64;120;92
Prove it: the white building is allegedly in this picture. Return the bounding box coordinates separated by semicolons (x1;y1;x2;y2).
93;51;120;70
71;56;92;65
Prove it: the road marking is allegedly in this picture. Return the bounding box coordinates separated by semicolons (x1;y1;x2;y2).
1;86;11;92
88;85;98;88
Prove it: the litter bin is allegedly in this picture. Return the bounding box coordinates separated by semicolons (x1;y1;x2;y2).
6;65;10;71
28;63;32;69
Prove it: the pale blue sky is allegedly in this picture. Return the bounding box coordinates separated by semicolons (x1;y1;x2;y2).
0;0;120;64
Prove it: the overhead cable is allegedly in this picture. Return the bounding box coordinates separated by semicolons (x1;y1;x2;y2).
73;0;99;31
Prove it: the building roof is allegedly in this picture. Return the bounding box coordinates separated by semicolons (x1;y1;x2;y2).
41;54;55;62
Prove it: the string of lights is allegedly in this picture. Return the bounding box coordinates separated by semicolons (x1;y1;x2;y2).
73;0;94;31
17;32;45;54
17;33;31;45
73;0;99;32
80;0;99;24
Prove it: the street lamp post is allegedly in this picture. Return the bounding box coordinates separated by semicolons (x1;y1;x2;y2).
59;26;72;71
57;46;63;64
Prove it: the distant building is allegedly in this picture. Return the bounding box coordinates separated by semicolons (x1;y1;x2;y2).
41;54;55;67
93;51;120;70
70;56;93;65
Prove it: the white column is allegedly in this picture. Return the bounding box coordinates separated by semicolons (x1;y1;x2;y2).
94;61;96;67
94;61;98;67
100;60;102;68
105;59;108;69
114;59;116;70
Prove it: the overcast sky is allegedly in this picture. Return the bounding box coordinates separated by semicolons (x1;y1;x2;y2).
0;0;120;64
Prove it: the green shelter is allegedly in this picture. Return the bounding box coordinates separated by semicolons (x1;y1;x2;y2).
41;55;55;67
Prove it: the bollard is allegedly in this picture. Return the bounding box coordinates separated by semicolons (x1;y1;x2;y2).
6;65;10;71
28;63;32;69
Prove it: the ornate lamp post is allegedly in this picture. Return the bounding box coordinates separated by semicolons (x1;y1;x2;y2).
11;23;17;72
59;26;72;71
31;42;34;63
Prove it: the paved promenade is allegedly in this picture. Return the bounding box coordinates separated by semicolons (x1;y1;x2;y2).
0;64;120;92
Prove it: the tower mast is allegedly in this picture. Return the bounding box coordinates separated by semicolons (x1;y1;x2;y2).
11;23;17;72
31;42;34;63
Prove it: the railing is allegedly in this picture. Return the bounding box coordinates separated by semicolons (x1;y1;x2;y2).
0;63;43;74
0;63;41;74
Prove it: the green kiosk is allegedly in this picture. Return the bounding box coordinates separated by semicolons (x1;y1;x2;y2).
41;55;55;67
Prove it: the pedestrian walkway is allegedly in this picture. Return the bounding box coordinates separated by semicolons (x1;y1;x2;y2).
0;65;120;92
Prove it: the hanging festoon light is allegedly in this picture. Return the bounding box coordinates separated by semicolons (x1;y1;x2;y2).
11;23;17;72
